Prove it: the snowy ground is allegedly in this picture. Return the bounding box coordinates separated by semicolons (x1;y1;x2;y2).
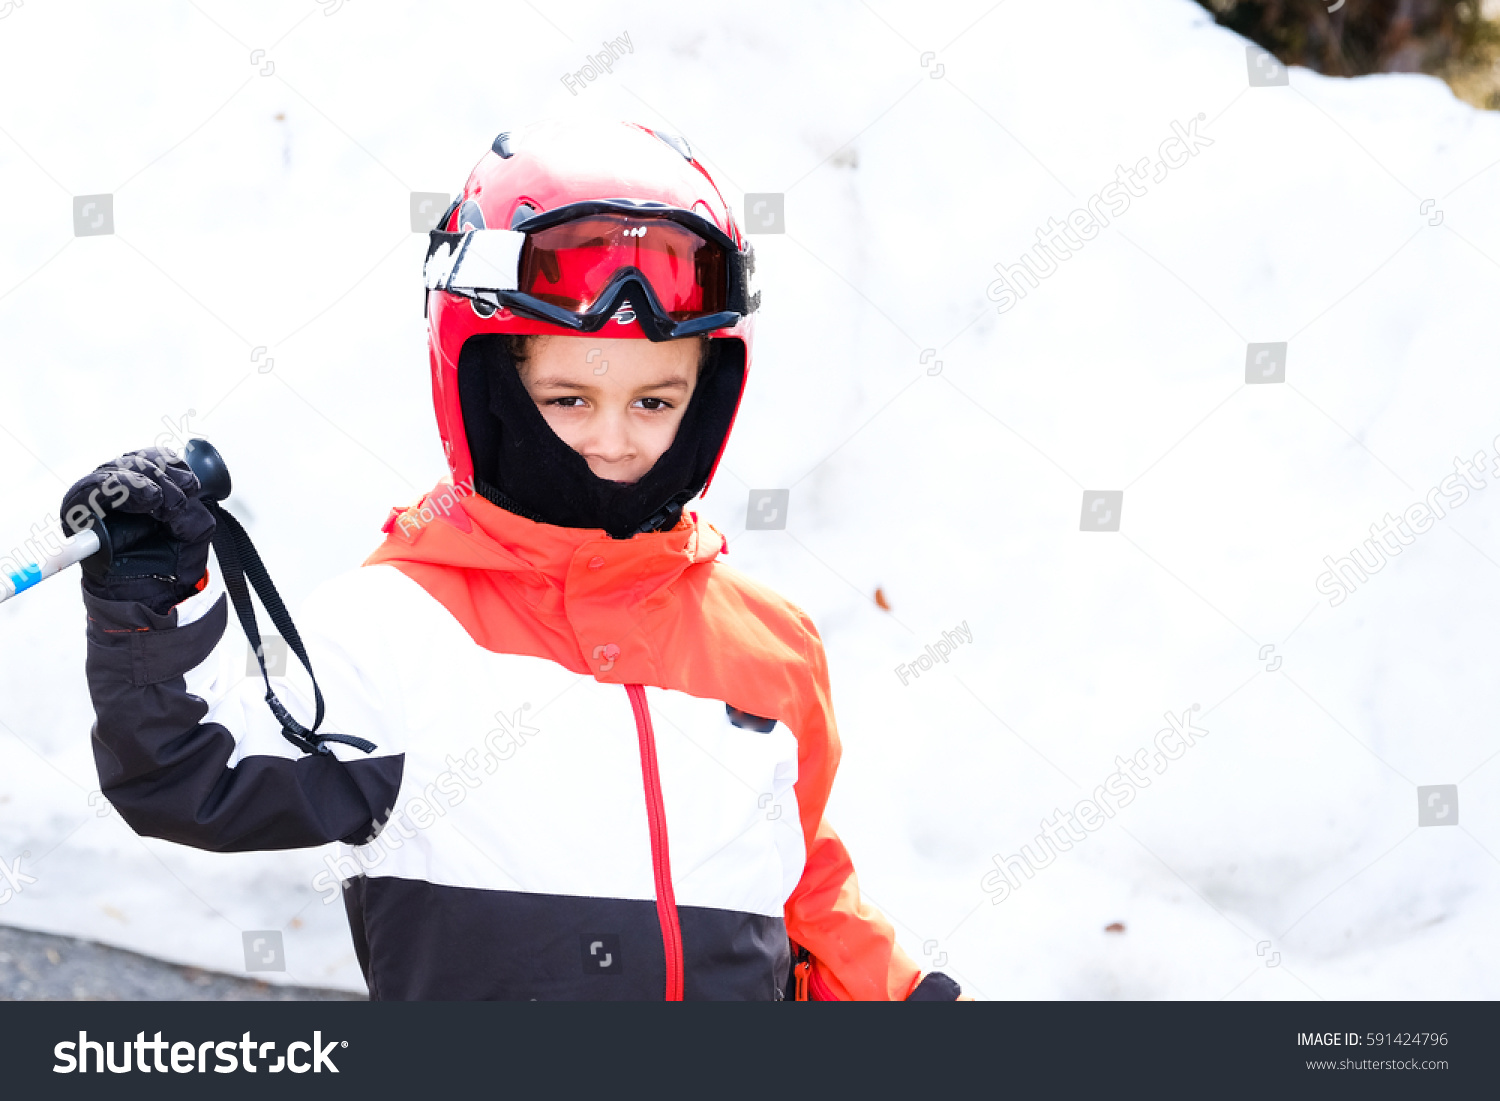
0;923;359;1000
1;0;1498;999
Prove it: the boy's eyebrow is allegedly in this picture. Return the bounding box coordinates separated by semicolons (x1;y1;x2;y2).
528;376;691;392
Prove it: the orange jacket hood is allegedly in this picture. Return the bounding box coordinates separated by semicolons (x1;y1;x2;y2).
366;481;731;687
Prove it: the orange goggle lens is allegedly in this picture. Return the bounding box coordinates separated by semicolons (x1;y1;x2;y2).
517;214;730;321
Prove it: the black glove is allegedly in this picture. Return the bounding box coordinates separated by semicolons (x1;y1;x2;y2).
906;972;962;1000
59;448;216;614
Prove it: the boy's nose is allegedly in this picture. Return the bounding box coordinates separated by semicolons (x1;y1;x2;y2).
582;414;636;468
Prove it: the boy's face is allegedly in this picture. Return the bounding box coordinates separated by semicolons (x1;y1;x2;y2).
516;334;701;486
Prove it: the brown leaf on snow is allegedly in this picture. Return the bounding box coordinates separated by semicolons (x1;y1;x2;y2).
874;587;891;611
1104;922;1126;933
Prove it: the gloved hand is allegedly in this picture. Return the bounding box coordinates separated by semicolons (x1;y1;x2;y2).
906;972;963;1000
59;448;216;614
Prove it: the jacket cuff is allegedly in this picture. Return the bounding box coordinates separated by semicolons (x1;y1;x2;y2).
82;585;187;633
906;971;962;1001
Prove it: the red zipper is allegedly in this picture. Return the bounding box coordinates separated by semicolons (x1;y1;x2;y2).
625;683;684;1001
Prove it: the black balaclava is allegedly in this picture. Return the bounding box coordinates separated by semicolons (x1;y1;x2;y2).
457;334;746;540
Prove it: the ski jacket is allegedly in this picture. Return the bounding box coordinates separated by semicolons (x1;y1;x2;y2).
82;481;922;1001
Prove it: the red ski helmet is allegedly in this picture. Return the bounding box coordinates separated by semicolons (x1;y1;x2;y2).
425;119;757;494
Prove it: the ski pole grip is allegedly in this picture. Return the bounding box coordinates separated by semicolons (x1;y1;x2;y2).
184;438;232;503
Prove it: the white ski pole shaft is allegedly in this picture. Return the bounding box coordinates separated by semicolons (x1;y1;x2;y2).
0;528;100;604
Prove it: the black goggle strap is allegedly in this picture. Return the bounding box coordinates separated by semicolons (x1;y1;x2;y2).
206;502;376;757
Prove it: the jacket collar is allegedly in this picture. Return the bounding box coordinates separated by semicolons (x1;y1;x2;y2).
369;479;725;596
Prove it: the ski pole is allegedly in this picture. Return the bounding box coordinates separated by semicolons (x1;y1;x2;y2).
0;439;232;605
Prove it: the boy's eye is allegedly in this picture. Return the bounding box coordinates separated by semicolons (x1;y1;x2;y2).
637;397;671;411
546;396;585;408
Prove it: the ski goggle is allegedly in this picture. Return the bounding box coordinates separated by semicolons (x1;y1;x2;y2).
424;198;757;339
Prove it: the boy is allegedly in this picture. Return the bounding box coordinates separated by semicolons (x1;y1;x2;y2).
62;119;961;1001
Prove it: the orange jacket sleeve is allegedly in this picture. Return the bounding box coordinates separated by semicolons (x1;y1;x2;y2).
782;613;922;1001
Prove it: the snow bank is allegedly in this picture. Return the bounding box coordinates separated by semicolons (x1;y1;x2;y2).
1;0;1496;997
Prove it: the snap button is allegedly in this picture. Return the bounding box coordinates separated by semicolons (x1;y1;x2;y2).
587;555;605;570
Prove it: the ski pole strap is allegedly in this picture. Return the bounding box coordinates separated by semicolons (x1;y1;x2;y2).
204;501;376;757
